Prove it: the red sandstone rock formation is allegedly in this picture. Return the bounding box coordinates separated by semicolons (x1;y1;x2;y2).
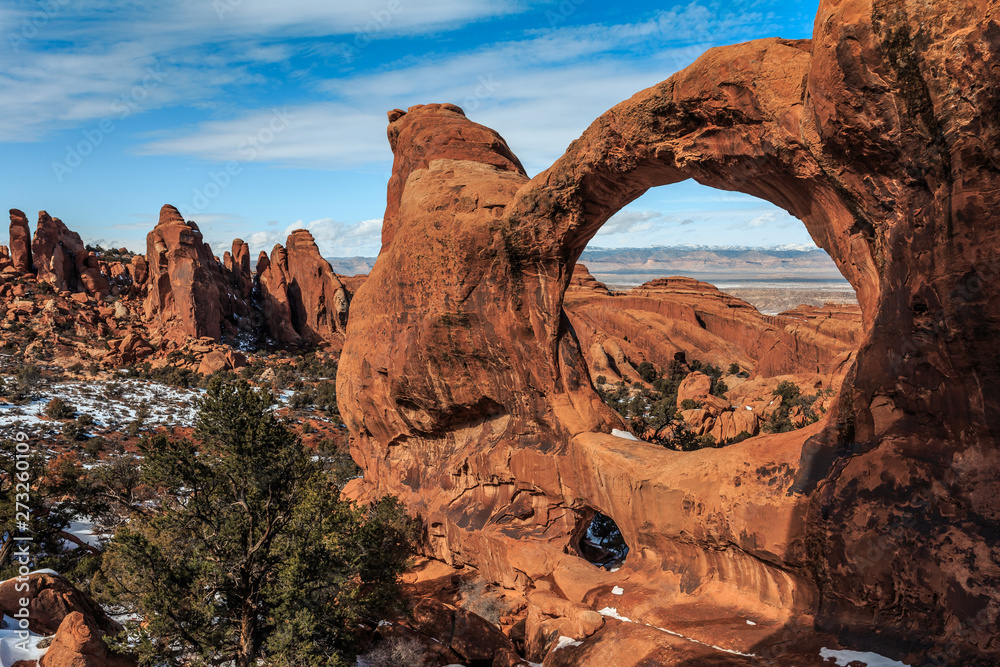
39;612;136;667
8;208;32;274
257;229;349;347
567;272;861;382
256;246;304;347
0;573;120;637
143;205;230;342
339;1;1000;661
406;598;518;663
285;229;350;339
104;332;155;366
568;263;610;295
338;273;368;296
229;238;252;300
128;255;148;288
31;211;109;298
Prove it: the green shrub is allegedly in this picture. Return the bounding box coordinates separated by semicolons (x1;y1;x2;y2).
636;361;657;383
772;380;802;402
61;421;84;441
45;397;76;420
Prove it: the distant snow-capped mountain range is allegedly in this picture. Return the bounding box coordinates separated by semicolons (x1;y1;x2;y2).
323;245;847;282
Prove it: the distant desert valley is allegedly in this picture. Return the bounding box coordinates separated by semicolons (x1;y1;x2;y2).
328;246;861;315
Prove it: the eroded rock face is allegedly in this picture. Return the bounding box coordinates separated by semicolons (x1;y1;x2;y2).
0;573;120;637
9;208;32;274
31;212;110;298
231;238;252;300
38;612;136;667
340;1;1000;661
285;229;350;341
257;229;350;347
257;244;304;347
566;271;861;381
143;205;229;342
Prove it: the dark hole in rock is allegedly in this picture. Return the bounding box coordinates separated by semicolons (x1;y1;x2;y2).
579;512;629;569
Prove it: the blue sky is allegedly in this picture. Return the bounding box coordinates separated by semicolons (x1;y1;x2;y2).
0;0;820;257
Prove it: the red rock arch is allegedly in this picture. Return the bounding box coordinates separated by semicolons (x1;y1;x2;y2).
339;0;1000;659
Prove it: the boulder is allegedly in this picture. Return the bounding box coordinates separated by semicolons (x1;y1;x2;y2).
38;612;135;667
128;255;147;287
104;332;154;366
0;573;119;636
709;409;760;444
678;408;713;436
676;372;712;408
195;348;247;376
409;598;516;663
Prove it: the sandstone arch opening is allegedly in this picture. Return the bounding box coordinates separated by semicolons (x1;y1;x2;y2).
581;183;859;312
576;511;629;570
567;182;864;450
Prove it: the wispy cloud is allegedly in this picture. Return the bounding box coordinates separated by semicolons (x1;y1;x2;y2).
0;0;524;142
593;204;812;249
245;217;383;257
599;210;663;236
130;3;784;173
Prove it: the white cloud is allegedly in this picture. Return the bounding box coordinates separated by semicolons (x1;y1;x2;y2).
598;210;663;236
138;104;391;168
587;202;815;249
746;212;779;228
129;2;787;172
136;38;705;172
245;217;383;257
0;0;792;167
0;0;524;142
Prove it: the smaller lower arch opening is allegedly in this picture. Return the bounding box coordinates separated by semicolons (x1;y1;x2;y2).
577;511;629;570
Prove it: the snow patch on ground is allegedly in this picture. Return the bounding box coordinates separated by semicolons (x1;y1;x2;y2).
611;429;639;441
612;586;624;595
66;516;110;549
598;606;759;658
746;619;756;626
598;607;632;623
553;636;582;651
28;569;60;578
820;648;910;667
0;615;48;667
0;378;205;437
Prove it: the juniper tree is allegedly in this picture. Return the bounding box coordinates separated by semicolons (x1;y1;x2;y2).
102;378;415;667
0;441;84;578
